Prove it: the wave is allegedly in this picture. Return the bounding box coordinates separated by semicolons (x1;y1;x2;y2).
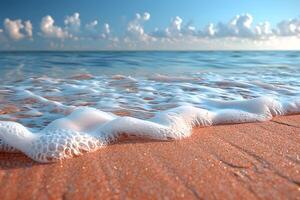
0;96;299;163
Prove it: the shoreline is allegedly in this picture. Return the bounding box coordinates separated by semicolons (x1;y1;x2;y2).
0;115;300;199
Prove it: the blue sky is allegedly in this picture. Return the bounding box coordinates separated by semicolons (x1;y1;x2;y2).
0;0;300;50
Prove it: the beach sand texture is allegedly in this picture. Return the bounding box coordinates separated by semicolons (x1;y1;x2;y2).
0;115;299;200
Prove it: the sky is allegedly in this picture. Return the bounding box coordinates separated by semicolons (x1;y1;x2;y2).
0;0;300;50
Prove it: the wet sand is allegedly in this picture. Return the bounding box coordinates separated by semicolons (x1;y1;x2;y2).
0;115;299;200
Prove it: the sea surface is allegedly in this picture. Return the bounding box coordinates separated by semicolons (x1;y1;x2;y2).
0;51;300;162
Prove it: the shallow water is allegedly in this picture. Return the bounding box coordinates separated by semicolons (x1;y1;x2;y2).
0;51;299;162
1;51;300;128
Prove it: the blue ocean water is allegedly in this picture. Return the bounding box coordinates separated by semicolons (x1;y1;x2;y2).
0;51;299;126
1;51;300;80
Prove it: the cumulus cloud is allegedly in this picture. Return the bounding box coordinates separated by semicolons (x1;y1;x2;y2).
104;23;110;34
276;18;300;36
40;13;114;43
165;16;183;37
151;16;193;40
24;21;33;38
125;12;154;44
4;19;24;40
86;20;98;30
234;14;253;34
204;23;215;36
213;14;254;38
151;13;285;41
40;15;69;39
2;12;300;50
206;14;300;39
170;16;183;31
40;13;83;40
134;12;151;21
101;23;111;38
64;12;81;32
3;18;32;41
84;19;113;41
143;12;151;21
254;21;273;39
84;20;100;39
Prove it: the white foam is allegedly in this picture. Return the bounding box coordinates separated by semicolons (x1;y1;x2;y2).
0;96;299;163
1;69;300;162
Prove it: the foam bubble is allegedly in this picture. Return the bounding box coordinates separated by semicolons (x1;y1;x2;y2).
0;96;298;163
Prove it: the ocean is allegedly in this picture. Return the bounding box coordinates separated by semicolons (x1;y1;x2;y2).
0;51;299;162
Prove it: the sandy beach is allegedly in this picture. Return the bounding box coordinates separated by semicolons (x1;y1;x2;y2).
1;1;300;198
0;115;299;200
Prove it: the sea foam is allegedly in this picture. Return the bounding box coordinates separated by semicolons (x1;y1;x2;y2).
0;96;299;163
1;51;300;163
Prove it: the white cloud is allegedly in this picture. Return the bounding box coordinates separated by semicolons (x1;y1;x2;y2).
135;12;150;21
146;13;299;49
276;18;300;36
24;21;33;38
204;14;299;40
83;20;101;40
254;21;273;39
2;12;300;50
40;13;114;43
4;19;24;40
3;18;32;41
84;19;114;41
104;23;110;34
40;15;69;39
232;13;254;37
143;12;151;21
165;16;183;37
126;12;154;43
40;13;82;40
202;14;299;40
213;13;254;38
101;23;111;39
171;16;183;31
205;23;215;36
86;20;98;30
151;16;186;39
64;12;81;31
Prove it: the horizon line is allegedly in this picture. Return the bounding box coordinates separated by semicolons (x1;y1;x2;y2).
1;49;300;53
